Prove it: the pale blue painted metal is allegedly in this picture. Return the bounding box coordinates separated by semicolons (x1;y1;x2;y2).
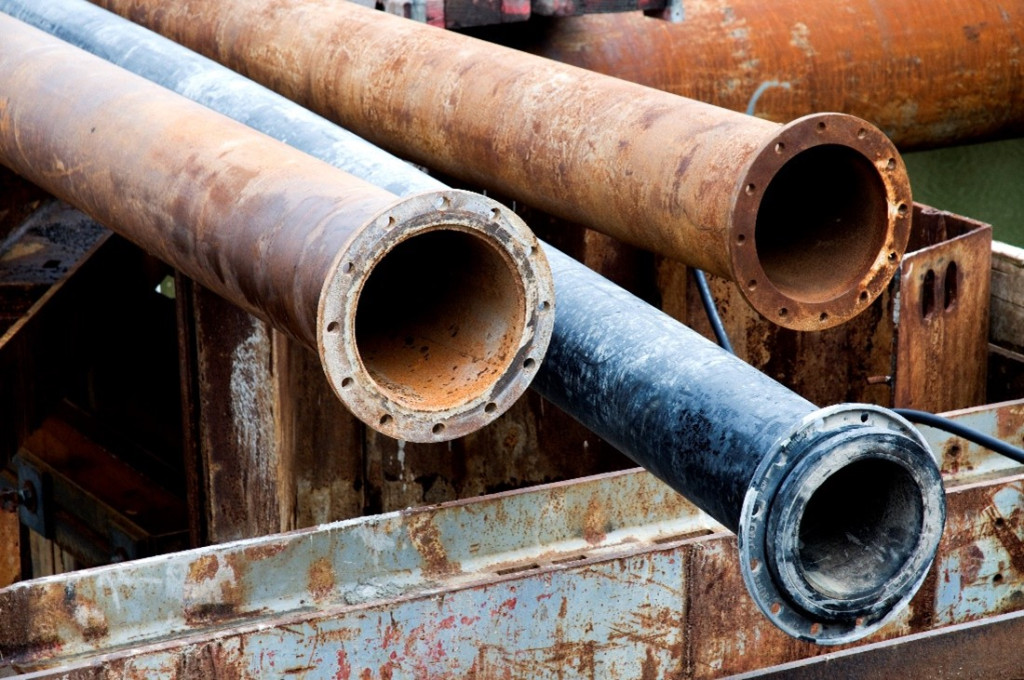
2;400;1023;677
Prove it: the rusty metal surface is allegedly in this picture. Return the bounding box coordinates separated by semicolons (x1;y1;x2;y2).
96;0;910;331
894;206;992;411
0;468;721;675
514;0;1024;151
0;16;554;442
723;611;1024;679
3;401;1023;677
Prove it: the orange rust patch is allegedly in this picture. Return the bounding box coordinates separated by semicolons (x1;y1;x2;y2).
997;404;1024;446
243;542;288;561
188;554;220;583
941;439;972;476
640;646;660;680
404;511;460;577
308;557;336;601
583;496;607;545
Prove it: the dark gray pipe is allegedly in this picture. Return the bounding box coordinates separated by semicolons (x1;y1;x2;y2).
536;250;944;638
3;0;945;644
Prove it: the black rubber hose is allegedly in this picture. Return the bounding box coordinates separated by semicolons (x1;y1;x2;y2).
689;259;1024;468
894;409;1024;465
692;268;735;355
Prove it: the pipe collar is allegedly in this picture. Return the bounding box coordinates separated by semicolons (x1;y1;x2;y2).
739;404;945;644
318;189;554;442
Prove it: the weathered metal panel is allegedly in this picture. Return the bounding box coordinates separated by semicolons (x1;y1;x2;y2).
3;401;1023;676
723;611;1024;679
893;207;992;411
0;469;717;672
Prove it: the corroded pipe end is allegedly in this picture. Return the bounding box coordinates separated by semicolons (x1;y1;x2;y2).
739;404;945;644
318;190;553;442
730;113;912;330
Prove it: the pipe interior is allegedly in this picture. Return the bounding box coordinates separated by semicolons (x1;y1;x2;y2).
796;458;923;600
755;145;890;303
355;228;526;410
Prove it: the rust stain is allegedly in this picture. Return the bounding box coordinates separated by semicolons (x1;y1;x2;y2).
244;542;289;561
987;505;1024;575
640;646;660;680
308;557;336;602
996;403;1024;446
404;511;460;577
188;554;220;584
907;567;939;631
184;552;258;626
941;439;972;476
583;496;607;545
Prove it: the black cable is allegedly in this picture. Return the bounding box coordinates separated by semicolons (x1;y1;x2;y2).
691;268;734;355
689;267;1024;467
893;409;1024;465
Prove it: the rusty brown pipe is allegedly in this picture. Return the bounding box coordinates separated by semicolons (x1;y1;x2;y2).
95;0;911;331
0;16;554;442
501;1;1024;151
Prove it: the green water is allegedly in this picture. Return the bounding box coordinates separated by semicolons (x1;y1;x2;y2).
903;138;1024;247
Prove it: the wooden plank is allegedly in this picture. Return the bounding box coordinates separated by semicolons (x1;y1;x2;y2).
991;240;1024;354
186;285;296;543
182;282;367;541
280;338;365;527
0;509;18;587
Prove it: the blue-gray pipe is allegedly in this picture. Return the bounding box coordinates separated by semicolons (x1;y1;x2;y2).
2;0;946;644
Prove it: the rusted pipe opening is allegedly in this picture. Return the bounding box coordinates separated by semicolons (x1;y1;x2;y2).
796;457;924;601
732;114;910;330
755;145;888;304
355;228;525;410
319;190;552;442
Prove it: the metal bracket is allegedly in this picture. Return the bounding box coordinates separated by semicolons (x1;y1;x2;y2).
15;455;51;538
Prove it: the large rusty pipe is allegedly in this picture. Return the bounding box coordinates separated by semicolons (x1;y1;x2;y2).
14;0;947;642
0;16;554;443
499;1;1024;151
94;0;912;331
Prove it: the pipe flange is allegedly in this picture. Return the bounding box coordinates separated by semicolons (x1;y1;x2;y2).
730;113;912;331
317;189;554;442
738;404;945;644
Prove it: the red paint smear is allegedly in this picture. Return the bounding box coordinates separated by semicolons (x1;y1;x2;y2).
493;597;518;617
439;615;457;630
460;615;480;625
382;623;401;649
334;650;352;680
